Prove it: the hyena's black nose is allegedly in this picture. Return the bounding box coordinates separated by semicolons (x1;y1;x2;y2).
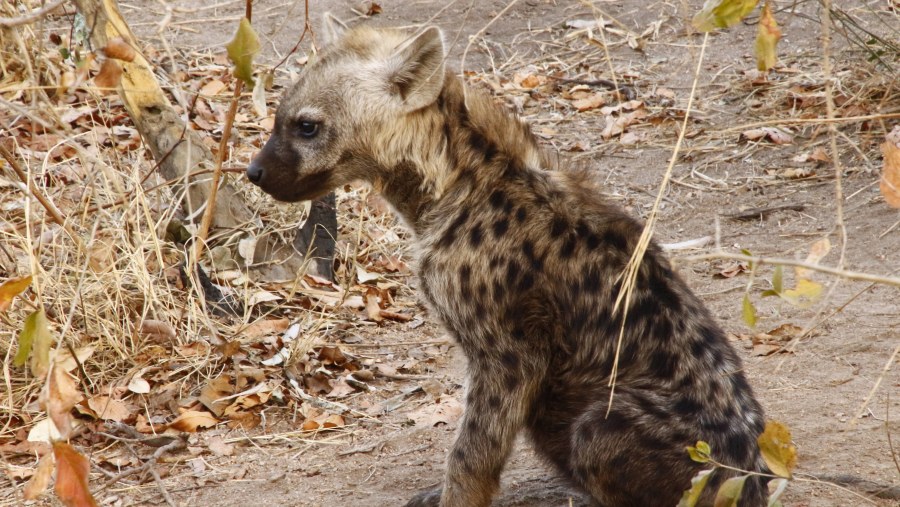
246;160;263;183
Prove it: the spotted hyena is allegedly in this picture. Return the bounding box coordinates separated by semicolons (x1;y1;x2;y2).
247;16;769;507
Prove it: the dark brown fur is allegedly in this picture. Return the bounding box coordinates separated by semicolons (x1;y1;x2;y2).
247;20;768;507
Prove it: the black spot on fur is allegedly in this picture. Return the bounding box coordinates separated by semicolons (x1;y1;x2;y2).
500;351;520;369
601;410;632;433
550;216;568;237
522;240;543;271
437;209;470;249
723;433;752;463
504;372;520;390
585;232;601;250
691;326;718;357
515;206;527;222
512;327;527;341
469;223;483;247
469;131;498;161
488;394;501;406
519;271;534;291
583;267;602;294
493;218;509;238
560;234;577;258
673;396;703;417
649;349;679;379
505;259;521;286
601;229;629;251
489;190;507;209
489;255;503;269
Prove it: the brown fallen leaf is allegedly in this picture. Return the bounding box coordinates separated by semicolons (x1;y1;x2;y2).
93;59;123;92
103;37;136;62
199;375;234;417
207;435;235;457
139;319;176;343
880;126;900;208
242;317;290;340
83;395;133;422
42;367;83;439
23;453;54;500
0;275;32;312
365;288;383;322
740;127;793;145
755;0;781;71
167;410;219;432
571;92;606;112
53;441;99;507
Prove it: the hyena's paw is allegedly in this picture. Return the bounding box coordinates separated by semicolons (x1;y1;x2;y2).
403;487;442;507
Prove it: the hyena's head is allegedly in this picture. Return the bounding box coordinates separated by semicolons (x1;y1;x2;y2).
246;15;446;202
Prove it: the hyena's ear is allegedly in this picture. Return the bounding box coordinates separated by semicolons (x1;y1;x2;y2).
321;13;349;46
389;27;445;113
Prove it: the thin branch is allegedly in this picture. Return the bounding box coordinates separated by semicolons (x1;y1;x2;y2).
0;0;67;28
674;251;900;288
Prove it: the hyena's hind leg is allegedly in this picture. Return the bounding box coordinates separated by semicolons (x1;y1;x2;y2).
561;387;767;507
405;351;547;507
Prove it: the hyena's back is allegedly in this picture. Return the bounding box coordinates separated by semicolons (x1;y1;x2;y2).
416;166;767;505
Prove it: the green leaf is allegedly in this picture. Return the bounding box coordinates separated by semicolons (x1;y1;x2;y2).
693;0;760;31
758;420;797;478
742;294;757;328
678;469;714;507
16;309;52;377
226;17;260;87
755;0;781;71
741;249;756;269
713;475;748;507
771;265;783;293
767;478;789;507
687;441;712;463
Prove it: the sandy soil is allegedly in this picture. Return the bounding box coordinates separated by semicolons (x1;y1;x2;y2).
18;1;899;506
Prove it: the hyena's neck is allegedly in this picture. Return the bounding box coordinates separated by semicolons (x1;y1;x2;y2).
371;73;547;232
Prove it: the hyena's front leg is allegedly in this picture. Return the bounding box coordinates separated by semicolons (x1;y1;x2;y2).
405;353;543;507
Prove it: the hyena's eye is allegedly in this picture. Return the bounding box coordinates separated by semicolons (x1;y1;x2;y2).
296;120;320;139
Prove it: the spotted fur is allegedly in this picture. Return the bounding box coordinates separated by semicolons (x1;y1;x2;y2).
247;17;769;507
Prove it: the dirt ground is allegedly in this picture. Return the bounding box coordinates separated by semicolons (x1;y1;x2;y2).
4;0;899;506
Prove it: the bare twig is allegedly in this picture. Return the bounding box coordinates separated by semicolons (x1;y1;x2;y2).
674;251;900;288
0;0;67;27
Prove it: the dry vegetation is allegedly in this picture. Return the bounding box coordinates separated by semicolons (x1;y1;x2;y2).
1;0;899;506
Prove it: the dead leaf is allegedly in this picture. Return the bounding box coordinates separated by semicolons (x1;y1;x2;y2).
93;59;123;91
103;37;135;62
715;261;748;278
84;395;132;422
755;0;781;71
53;441;99;507
740;127;792;145
42;367;83;439
571;92;606;112
199;375;234;417
365;288;383;322
139;319;176;343
199;79;227;97
168;410;219;432
880;126;900;208
16;309;53;377
366;1;382;16
408;397;463;427
127;373;151;394
0;275;32;312
54;346;95;373
23;453;54;500
207;435;234;456
758;420;797;478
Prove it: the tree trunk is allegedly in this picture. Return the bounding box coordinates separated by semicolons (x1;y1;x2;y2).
72;0;336;280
